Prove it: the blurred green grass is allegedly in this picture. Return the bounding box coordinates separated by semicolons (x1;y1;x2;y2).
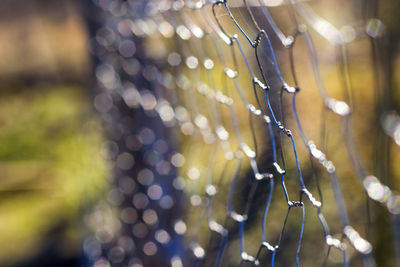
0;2;110;264
0;85;109;265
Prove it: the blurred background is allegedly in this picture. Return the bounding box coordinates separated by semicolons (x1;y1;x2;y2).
0;0;399;266
0;1;109;266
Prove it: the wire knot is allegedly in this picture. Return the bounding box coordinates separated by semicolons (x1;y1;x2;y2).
289;201;304;207
254;31;265;47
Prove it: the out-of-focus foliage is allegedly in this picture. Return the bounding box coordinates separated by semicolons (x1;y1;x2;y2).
0;86;109;266
0;1;109;266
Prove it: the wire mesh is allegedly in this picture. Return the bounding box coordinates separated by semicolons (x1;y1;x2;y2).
83;0;400;266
